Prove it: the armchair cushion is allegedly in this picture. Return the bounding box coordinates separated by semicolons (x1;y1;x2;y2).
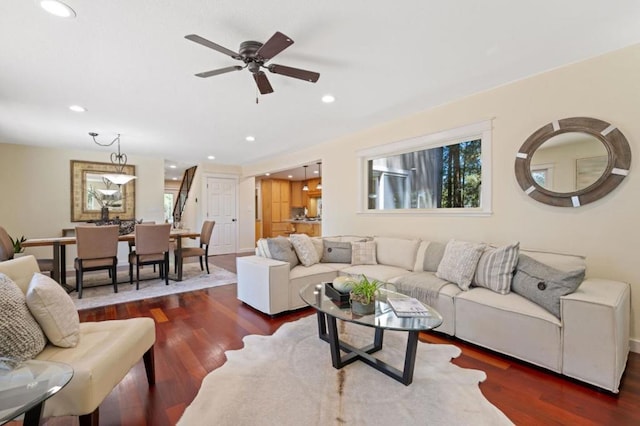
26;273;80;348
0;272;46;361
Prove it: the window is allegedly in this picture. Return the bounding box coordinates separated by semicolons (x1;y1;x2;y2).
358;120;492;215
164;193;174;223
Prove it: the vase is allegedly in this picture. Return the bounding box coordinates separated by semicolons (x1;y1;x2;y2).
101;207;109;222
351;299;375;315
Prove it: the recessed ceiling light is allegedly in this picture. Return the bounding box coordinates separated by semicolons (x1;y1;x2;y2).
172;177;178;181
313;170;319;174
246;136;255;142
169;165;177;169
265;172;271;176
321;94;335;103
207;155;215;160
288;175;293;179
69;105;86;112
40;0;77;18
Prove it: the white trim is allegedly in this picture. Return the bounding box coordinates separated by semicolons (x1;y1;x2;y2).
601;125;616;136
630;338;640;354
525;186;535;195
612;168;629;176
552;120;560;131
571;196;580;207
356;120;493;215
516;152;528;159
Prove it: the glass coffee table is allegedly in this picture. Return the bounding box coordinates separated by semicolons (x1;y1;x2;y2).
0;359;73;426
300;282;443;385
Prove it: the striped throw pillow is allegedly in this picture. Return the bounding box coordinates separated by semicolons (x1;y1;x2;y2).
473;242;520;294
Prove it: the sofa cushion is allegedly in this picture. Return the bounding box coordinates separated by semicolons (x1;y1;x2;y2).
423;241;447;272
339;264;411;283
351;240;377;265
266;237;300;269
0;272;46;361
321;240;352;263
374;237;420;271
511;254;585;318
436;240;486;290
520;248;586;272
26;273;80;348
473;242;520;294
289;234;320;266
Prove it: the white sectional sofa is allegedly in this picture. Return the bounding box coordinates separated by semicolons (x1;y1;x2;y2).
236;235;630;393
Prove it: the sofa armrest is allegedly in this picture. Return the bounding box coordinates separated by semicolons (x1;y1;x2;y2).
561;278;630;393
236;255;291;315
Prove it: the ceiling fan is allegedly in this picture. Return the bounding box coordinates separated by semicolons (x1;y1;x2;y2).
185;31;320;94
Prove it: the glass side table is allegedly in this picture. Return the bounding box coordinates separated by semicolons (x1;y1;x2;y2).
0;359;73;426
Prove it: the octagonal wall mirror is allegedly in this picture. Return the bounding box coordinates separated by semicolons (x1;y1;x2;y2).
515;117;631;207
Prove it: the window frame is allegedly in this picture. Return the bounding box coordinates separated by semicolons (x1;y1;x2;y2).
356;120;493;216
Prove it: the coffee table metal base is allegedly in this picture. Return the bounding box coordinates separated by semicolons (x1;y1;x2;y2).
315;312;419;386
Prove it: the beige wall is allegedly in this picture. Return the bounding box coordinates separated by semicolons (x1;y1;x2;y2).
0;143;165;266
242;44;640;344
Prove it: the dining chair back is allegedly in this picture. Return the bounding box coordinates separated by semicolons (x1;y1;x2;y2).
74;225;119;298
0;226;13;261
129;223;171;289
0;225;55;277
174;220;215;281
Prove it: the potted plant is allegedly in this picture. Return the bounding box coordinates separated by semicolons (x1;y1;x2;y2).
10;235;26;256
350;275;381;315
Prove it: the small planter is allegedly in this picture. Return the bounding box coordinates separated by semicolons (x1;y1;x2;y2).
351;299;375;316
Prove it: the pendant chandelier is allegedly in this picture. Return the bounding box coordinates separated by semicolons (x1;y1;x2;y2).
89;132;137;185
316;162;322;190
302;165;309;191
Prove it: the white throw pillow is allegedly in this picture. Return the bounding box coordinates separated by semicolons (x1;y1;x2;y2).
351;241;378;265
290;234;320;266
436;240;486;290
26;273;80;348
473;242;520;294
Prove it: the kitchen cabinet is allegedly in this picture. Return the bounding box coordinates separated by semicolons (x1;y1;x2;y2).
291;181;303;207
294;222;321;237
261;179;291;237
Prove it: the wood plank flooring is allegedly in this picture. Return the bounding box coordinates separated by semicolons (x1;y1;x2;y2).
34;254;640;425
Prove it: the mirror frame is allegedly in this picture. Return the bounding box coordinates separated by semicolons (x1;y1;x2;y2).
515;117;631;207
70;160;136;221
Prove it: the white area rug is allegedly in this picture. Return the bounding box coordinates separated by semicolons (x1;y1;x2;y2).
178;315;513;426
70;263;236;310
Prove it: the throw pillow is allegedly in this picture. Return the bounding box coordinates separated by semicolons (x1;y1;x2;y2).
26;273;80;348
351;241;377;265
511;254;585;318
321;240;352;263
266;237;300;269
310;238;324;260
289;234;320;267
436;240;486;290
0;273;47;361
423;241;447;272
473;242;520;294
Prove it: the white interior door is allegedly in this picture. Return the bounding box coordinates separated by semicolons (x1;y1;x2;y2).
206;177;237;255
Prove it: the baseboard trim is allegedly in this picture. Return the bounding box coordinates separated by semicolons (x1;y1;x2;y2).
630;338;640;354
236;248;256;254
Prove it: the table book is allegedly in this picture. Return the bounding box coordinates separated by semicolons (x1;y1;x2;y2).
387;297;430;317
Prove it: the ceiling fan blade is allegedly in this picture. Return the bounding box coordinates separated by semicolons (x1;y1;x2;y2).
268;64;320;83
185;34;242;60
256;32;294;61
195;66;243;78
253;71;274;94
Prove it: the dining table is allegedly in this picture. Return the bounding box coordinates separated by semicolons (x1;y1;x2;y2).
22;228;201;289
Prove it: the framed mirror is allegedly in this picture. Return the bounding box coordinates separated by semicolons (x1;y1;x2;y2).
71;160;136;221
515;117;631;207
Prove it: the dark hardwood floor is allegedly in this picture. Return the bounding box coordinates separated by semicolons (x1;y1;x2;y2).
34;254;640;425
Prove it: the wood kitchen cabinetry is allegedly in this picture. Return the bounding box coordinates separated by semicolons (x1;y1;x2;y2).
261;179;292;237
294;222;321;237
291;181;303;207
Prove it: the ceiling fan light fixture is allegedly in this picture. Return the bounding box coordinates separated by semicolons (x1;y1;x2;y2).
40;0;76;18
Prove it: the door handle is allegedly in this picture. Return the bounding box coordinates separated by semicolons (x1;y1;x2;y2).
232;218;237;222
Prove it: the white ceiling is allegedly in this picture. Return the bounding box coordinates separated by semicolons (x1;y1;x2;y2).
2;1;640;180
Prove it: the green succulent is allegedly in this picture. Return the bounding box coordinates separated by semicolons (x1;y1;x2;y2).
350;275;381;305
10;235;26;253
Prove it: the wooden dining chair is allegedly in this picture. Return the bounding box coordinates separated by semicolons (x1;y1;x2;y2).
129;223;171;289
74;225;120;299
174;221;215;281
0;225;55;277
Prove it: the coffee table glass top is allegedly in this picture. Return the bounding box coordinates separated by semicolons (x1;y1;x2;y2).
300;282;443;332
0;359;73;424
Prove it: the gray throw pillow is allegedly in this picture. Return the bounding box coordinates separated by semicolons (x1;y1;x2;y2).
266;237;300;269
0;273;47;361
321;240;352;263
423;242;446;272
511;254;585;318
